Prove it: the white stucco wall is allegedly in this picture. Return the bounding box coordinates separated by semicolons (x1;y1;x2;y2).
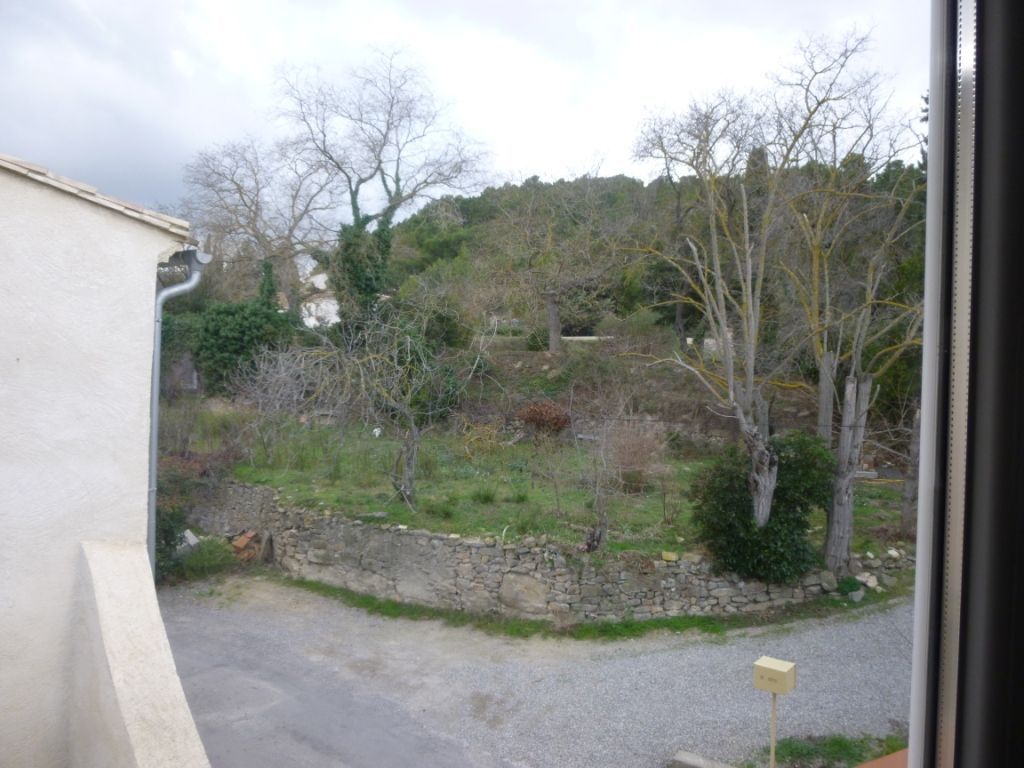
71;541;210;768
0;168;206;766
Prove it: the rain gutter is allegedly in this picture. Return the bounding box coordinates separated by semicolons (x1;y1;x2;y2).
149;249;212;572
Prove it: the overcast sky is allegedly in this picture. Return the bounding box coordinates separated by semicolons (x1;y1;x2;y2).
0;0;930;211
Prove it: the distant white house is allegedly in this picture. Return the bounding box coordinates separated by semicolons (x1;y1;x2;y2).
295;252;340;327
0;154;210;767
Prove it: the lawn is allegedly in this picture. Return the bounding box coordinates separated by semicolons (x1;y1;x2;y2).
742;731;908;768
806;479;909;563
163;398;913;559
232;424;707;555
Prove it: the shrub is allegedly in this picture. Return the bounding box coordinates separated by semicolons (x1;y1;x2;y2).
516;401;571;435
593;309;673;354
605;422;664;493
424;309;471;350
154;454;206;581
409;361;461;425
512;506;542;535
422;495;456;519
159;397;201;455
524;327;548;351
155;503;187;582
194;300;294;393
154;447;237;582
837;575;862;595
558;285;612;336
174;262;296;394
692;431;834;583
470;487;497;504
665;430;723;460
181;538;236;580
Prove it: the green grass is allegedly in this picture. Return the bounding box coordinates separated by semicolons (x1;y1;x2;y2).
742;731;907;767
470;486;498;504
164;398;915;560
851;480;907;554
181;538;236;580
274;569;911;642
806;478;911;560
229;426;704;553
278;575;727;640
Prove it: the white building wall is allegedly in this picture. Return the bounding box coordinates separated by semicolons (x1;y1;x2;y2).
0;169;205;766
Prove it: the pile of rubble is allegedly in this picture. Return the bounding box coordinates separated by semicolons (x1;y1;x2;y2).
844;547;913;603
175;528;271;563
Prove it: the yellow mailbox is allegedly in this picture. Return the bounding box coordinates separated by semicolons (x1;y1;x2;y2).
753;656;796;768
753;656;796;695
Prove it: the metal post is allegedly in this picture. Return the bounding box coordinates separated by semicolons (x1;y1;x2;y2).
770;692;777;768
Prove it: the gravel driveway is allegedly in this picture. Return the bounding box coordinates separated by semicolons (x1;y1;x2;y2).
159;575;913;768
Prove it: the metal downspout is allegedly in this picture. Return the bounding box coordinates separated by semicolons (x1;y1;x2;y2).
149;249;211;573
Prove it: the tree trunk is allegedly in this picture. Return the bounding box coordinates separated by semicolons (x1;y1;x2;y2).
817;349;835;448
826;375;872;575
394;422;420;506
673;301;687;348
742;419;779;528
584;483;609;552
754;389;771;442
543;292;563;354
901;406;921;537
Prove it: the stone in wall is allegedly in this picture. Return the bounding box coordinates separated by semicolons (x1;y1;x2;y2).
498;573;549;615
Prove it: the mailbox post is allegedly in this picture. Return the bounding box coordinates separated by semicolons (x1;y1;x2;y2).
753;656;796;768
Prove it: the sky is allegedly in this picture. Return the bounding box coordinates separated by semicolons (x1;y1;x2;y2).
0;0;930;212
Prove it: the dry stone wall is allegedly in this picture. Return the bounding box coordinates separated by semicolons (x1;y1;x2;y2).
192;482;841;623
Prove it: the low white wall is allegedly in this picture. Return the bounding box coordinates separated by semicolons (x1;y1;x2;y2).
71;542;209;768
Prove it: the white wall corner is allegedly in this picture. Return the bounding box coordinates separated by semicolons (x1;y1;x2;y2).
70;541;210;768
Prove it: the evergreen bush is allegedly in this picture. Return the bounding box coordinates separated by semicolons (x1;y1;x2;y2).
194;263;294;393
692;431;834;583
424;308;471;350
194;301;293;392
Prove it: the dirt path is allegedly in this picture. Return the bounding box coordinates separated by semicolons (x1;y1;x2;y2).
160;575;913;768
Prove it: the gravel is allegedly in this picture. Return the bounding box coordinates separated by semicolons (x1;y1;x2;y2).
160;575;913;768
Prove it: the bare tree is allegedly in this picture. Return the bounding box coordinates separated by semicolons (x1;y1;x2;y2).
636;94;792;528
769;33;925;573
183;137;339;307
235;303;486;506
282;52;481;307
638;32;924;573
235;346;355;422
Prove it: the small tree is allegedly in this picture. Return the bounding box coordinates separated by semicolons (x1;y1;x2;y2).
343;305;479;506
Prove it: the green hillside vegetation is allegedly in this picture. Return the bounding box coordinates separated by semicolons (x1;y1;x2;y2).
161;36;925;582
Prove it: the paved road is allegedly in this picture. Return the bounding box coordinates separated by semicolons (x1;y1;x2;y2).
160;576;913;768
